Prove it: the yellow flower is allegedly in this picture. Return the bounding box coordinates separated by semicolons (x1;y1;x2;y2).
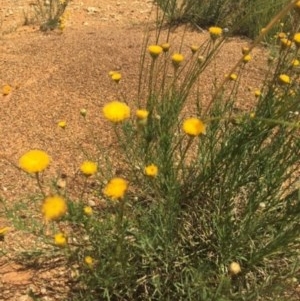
278;74;291;85
80;108;87;117
172;53;184;67
254;90;261;97
111;72;122;83
293;32;300;47
2;84;12;96
161;43;170;52
103;177;128;201
183;118;206;136
228;262;241;275
144;164;158;177
0;227;10;237
42;195;67;221
19;150;51;174
80;161;97;176
243;54;251;63
190;45;199;54
280;38;292;49
103;101;130;123
249;112;255;119
148;45;163;58
229;73;238;81
84;206;93;216
277;32;287;40
54;233;67;247
84;256;94;268
136;109;149;120
58;121;67;129
209;26;222;39
291;59;300;67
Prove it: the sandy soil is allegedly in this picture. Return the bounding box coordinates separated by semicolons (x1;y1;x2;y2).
1;1;298;300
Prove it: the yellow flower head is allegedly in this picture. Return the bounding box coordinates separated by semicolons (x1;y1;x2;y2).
58;121;67;129
249;112;256;119
103;101;130;123
172;53;184;67
84;256;94;267
254;90;261;97
84;206;93;216
161;43;170;52
111;72;122;83
190;45;199;54
2;84;12;96
54;233;67;247
148;45;163;58
278;74;291;85
103;177;128;201
183;118;206;136
209;26;222;39
243;54;251;63
228;262;241;275
144;164;158;177
80;108;87;117
280;38;292;49
293;32;300;47
292;59;300;67
277;32;287;40
19;150;51;174
136;109;149;120
80;161;97;176
0;227;11;237
229;73;238;81
241;46;250;55
42;195;67;221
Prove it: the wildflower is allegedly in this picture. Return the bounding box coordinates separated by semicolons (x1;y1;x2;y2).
103;101;130;123
197;56;205;64
229;262;241;275
172;53;184;67
103;177;128;201
80;161;97;176
249;112;255;119
254;90;261;97
84;256;94;268
243;54;251;63
148;45;163;59
161;43;170;52
291;59;300;67
58;121;67;129
80;108;87;117
19;150;50;174
84;206;93;216
278;74;291;85
144;164;158;177
241;46;250;55
229;73;238;81
54;233;67;247
190;45;199;54
0;227;10;238
280;38;292;49
293;33;300;47
183;118;206;136
2;84;11;96
136;109;149;120
42;195;67;221
277;32;287;40
111;72;122;83
209;26;222;39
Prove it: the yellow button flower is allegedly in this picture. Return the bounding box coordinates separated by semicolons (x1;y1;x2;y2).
103;101;130;123
136;109;149;120
84;256;94;268
58;121;67;129
190;45;199;54
280;38;292;49
161;43;170;52
209;26;222;39
103;177;128;201
229;262;241;275
0;227;11;238
183;118;206;136
254;90;261;97
110;72;122;83
2;84;12;96
42;195;67;221
172;53;184;67
80;161;97;176
148;45;163;58
19;150;51;174
293;32;300;47
54;233;67;247
144;164;158;177
243;54;251;63
83;206;93;216
241;46;250;55
229;73;238;81
278;74;291;85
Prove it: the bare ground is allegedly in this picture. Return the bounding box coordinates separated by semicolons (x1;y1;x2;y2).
0;1;298;300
